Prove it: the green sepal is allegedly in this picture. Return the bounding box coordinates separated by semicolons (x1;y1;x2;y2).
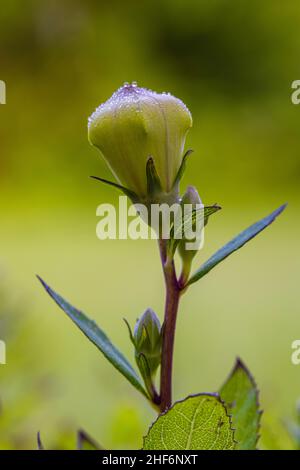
146;157;163;197
123;317;135;346
90;175;139;203
135;353;157;400
172;149;193;187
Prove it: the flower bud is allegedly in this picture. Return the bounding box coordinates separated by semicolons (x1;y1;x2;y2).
133;308;162;377
178;186;203;285
88;83;192;203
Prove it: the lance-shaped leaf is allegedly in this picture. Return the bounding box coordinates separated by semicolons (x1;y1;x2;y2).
143;394;236;450
187;204;286;286
220;359;261;450
37;276;148;398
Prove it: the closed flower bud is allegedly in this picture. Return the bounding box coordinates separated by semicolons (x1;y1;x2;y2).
178;186;203;285
133;308;162;377
88;83;192;203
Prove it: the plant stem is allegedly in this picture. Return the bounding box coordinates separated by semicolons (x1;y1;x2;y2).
158;239;181;412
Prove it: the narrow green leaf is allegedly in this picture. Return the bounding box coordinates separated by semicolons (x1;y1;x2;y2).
220;358;261;450
77;429;103;450
143;394;236;450
37;276;148;398
187;204;287;286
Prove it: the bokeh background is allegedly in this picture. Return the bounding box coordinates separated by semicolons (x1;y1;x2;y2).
0;0;299;449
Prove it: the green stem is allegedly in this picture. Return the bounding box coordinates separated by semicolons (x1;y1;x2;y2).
158;239;181;412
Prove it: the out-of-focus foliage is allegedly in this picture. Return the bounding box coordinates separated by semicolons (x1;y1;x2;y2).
0;0;299;449
0;278;44;449
284;400;300;450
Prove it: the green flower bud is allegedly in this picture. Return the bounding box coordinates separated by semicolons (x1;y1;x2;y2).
178;186;203;285
88;82;192;203
133;308;162;377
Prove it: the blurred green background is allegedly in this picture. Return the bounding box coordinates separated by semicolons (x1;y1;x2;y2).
0;0;299;449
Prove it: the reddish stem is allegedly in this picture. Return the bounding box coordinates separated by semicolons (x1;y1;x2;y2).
158;239;181;412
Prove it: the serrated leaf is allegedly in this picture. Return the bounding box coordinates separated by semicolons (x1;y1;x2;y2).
220;359;261;450
187;204;286;286
143;394;236;450
77;429;103;450
37;276;148;398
